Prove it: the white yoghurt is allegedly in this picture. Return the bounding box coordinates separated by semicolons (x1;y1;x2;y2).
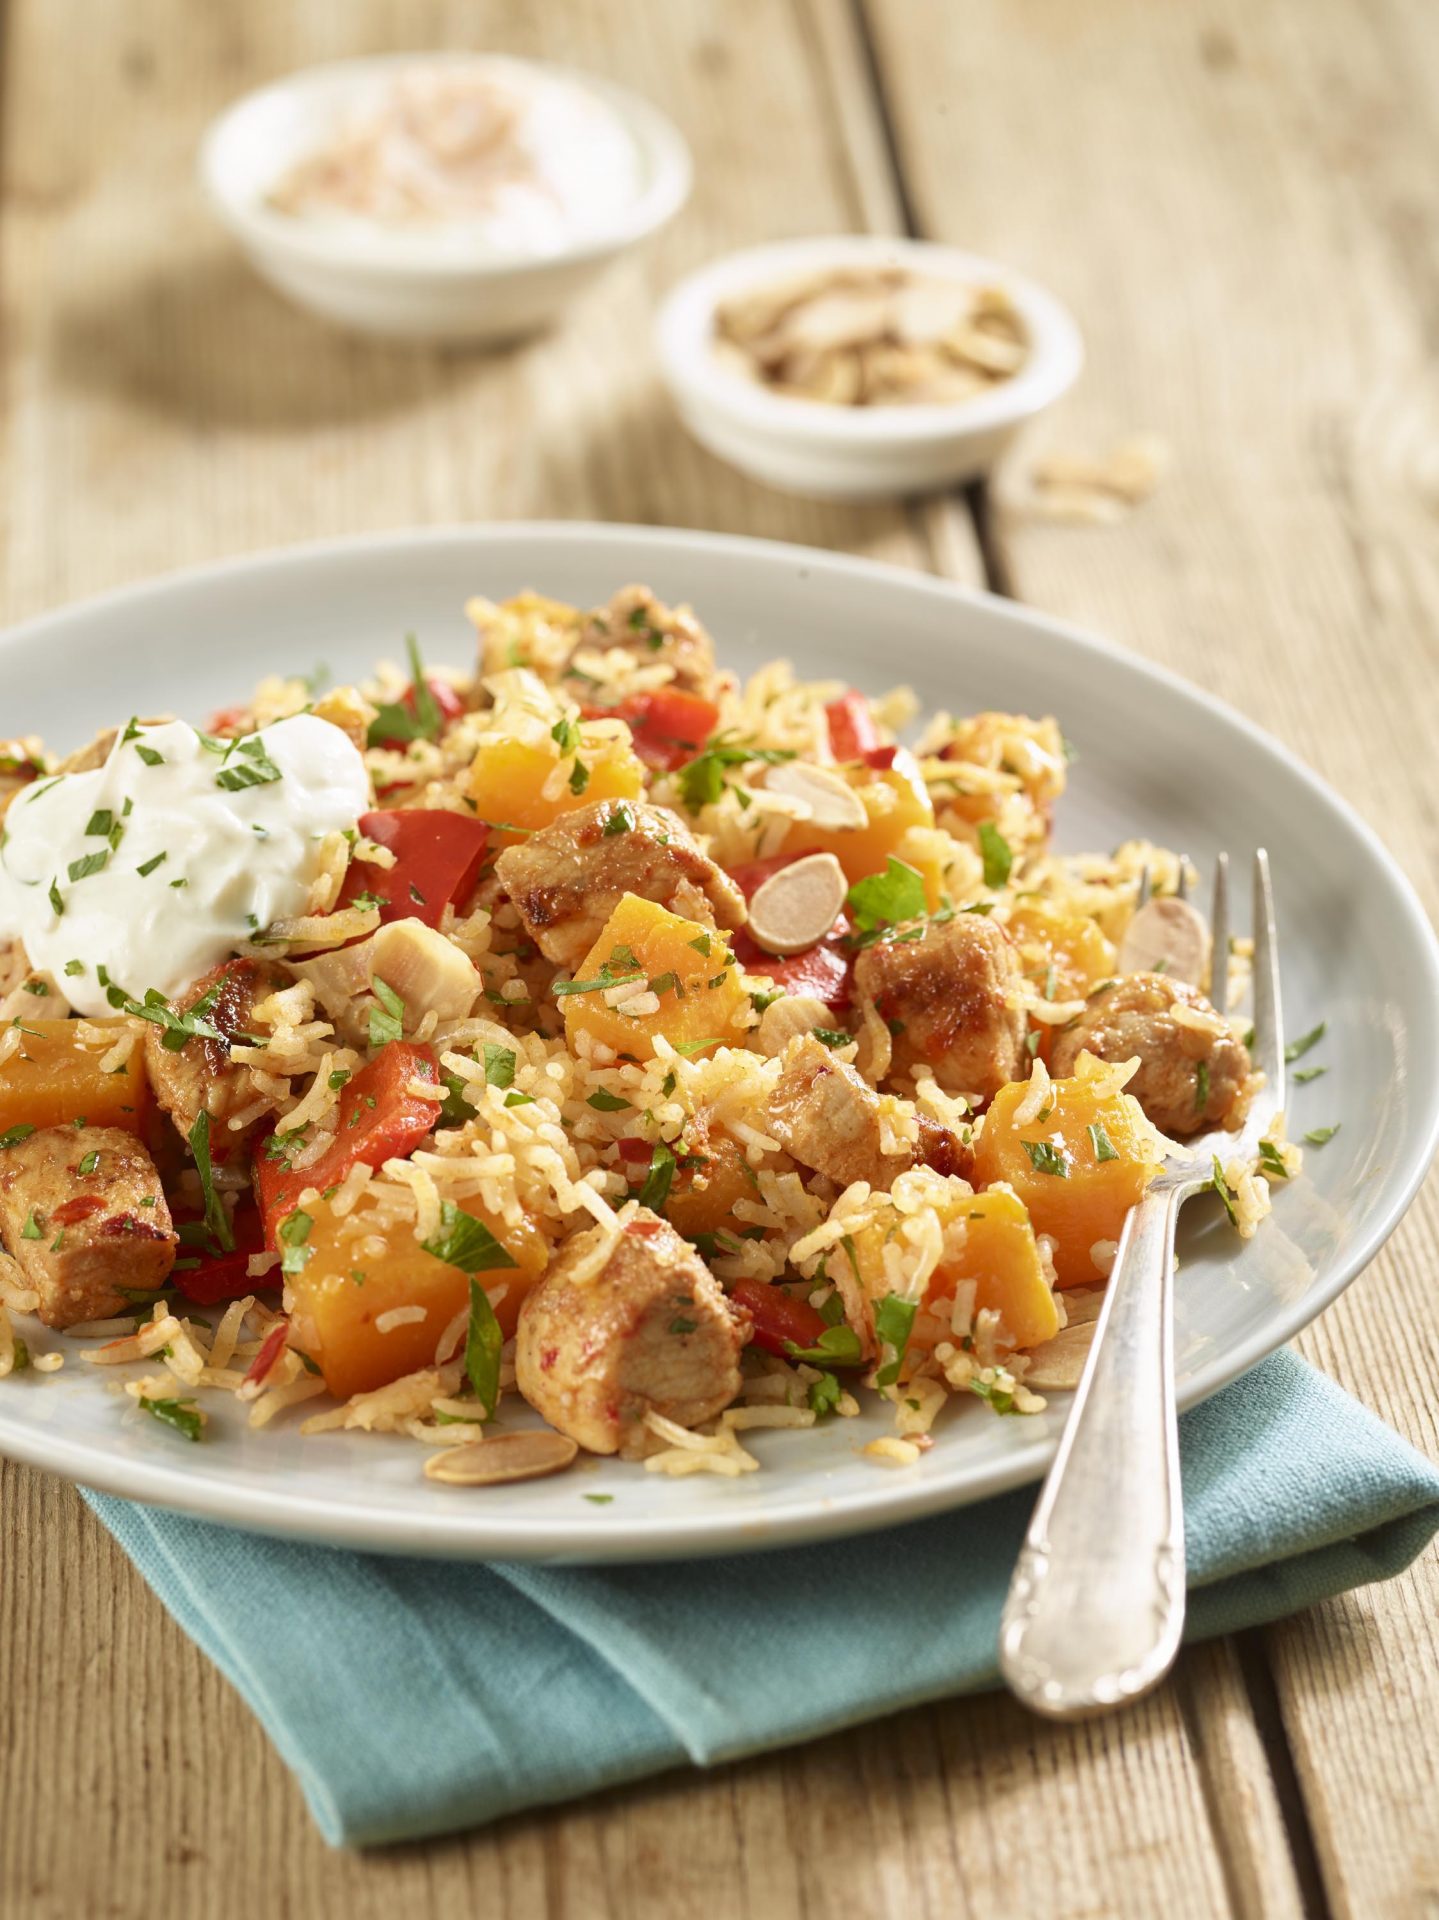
0;715;369;1017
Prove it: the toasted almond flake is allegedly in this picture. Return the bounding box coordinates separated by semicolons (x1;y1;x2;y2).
747;852;847;956
423;1429;579;1486
763;761;867;829
1023;1318;1098;1392
1119;896;1209;986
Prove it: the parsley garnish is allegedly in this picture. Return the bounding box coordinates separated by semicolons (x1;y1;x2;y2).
586;1088;632;1112
1194;1060;1210;1113
1087;1122;1119;1163
1303;1125;1340;1146
846;857;928;937
978;822;1013;889
366;635;444;747
134;743;165;767
21;1209;42;1240
1257;1140;1290;1180
568;759;590;796
550;715;581;757
422;1200;518;1278
139;1397;204;1442
464;1278;503;1420
104;981;225;1053
638;1140;677;1211
1285;1022;1326;1064
602;802;637;837
215;736;283;792
1022;1139;1070;1178
189;1110;235;1254
0;1124;36;1150
67;851;109;882
278;1209;313;1276
77;1150;99;1176
676;737;795;810
136;852;167;877
482;1043;516;1090
813;1028;851;1049
1294;1066;1327;1085
875;1293;919;1388
808;1371;842;1417
368;977;405;1048
782;1324;863;1367
584;1493;614;1506
1211;1156;1239;1227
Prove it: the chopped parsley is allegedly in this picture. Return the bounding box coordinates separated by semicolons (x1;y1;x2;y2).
552;954;645;998
215;735;283;792
1210;1156;1239;1227
638;1139;677;1212
967;1373;1022;1415
1294;1066;1327;1085
1257;1140;1290;1180
586;1088;632;1112
846;857;928;938
48;878;64;917
687;932;713;957
21;1210;42;1241
63;960;85;977
189;1110;236;1254
676;737;795;810
568;759;590;797
278;1208;314;1277
8;1338;29;1372
668;1316;699;1336
584;1493;614;1506
808;1371;842;1417
1022;1139;1070;1178
482;1043;517;1090
77;1150;99;1176
1194;1060;1210;1113
463;1278;503;1419
602;802;637;837
134;743;165;767
328;1069;351;1091
368;977;405;1048
422;1200;518;1277
1087;1122;1119;1163
0;1124;36;1150
135;852;167;877
812;1028;851;1049
783;1324;864;1367
104;980;225;1054
139;1396;203;1443
550;715;581;757
366;635;444;747
22;980;48;997
67;851;110;883
874;1293;919;1388
1285;1021;1326;1064
978;821;1013;890
1303;1124;1340;1146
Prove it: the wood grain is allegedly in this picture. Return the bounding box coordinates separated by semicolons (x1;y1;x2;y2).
865;1;1439;1914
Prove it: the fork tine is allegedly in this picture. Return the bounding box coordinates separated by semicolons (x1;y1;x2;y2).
1250;849;1285;1104
1209;852;1229;1007
1136;864;1151;909
1176;858;1191;902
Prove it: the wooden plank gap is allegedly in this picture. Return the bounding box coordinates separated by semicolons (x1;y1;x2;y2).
1230;1630;1335;1920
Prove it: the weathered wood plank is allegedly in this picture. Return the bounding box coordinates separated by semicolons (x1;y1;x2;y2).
866;1;1439;1913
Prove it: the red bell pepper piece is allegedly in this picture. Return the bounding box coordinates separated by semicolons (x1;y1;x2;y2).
255;1041;441;1245
581;688;720;773
371;678;466;752
172;1203;270;1306
242;1321;291;1394
825;691;880;762
728;1277;830;1357
339;810;490;930
861;745;899;771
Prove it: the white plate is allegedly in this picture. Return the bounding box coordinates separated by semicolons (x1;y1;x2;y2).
1;525;1435;1562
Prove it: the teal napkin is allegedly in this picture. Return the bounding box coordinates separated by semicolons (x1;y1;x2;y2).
83;1351;1439;1848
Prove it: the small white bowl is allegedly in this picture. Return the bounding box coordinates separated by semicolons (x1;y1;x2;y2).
655;235;1083;500
200;54;692;344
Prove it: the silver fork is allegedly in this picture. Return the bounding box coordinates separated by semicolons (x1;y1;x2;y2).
997;849;1284;1718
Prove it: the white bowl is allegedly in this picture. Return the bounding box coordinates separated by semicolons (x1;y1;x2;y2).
656;235;1084;500
199;54;692;343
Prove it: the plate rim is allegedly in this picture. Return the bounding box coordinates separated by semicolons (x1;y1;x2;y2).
2;520;1436;1561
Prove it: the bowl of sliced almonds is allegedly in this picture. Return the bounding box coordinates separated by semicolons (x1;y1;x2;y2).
656;235;1083;500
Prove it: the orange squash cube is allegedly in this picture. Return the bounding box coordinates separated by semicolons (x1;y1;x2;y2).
466;735;644;847
561;894;750;1063
286;1192;547;1400
782;748;938;896
972;1072;1161;1286
1007;904;1116;1003
0;1018;150;1136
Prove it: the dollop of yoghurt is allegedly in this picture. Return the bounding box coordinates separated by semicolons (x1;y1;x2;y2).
0;715;369;1017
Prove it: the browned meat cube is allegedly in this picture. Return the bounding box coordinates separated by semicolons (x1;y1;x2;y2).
0;1125;176;1327
143;957;283;1159
566;585;719;700
494;798;746;972
514;1209;747;1457
854;914;1027;1102
768;1033;971;1191
1050;973;1253;1137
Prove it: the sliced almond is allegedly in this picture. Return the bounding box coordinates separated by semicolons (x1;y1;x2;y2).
1118;896;1209;986
756;992;838;1057
1022;1319;1098;1392
764;761;867;830
423;1429;579;1486
747;852;848;957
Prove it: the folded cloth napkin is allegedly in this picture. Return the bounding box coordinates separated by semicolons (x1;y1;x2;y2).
84;1350;1439;1848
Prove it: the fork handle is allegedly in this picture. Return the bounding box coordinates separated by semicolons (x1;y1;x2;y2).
998;1180;1188;1717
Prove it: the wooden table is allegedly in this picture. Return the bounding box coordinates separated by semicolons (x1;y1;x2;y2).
2;3;1436;1913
